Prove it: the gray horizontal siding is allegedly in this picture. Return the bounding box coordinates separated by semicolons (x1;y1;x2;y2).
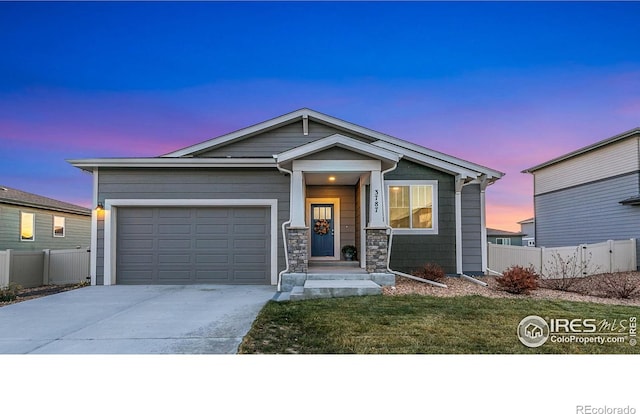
199;120;372;158
96;168;290;285
461;184;482;273
385;160;456;274
0;203;90;251
535;172;640;268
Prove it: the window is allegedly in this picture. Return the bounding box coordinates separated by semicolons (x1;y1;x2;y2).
496;238;512;245
20;212;35;241
386;180;438;234
53;216;65;237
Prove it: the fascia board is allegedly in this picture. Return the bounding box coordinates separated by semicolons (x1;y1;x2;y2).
68;158;276;171
372;140;504;179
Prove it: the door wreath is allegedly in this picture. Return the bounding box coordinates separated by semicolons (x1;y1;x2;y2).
314;219;330;235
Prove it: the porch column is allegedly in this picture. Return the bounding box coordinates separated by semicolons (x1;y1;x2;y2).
290;169;306;228
368;167;385;227
479;176;489;274
455;176;464;275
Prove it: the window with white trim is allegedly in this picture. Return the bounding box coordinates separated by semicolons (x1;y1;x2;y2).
21;212;35;241
53;216;65;237
495;238;512;245
386;180;438;234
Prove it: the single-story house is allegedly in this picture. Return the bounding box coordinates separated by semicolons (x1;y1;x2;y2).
487;228;524;246
69;108;504;288
523;127;640;269
0;185;91;251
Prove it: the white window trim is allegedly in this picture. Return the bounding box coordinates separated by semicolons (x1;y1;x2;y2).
496;238;512;246
102;199;278;286
53;216;66;238
20;211;35;242
385;180;438;235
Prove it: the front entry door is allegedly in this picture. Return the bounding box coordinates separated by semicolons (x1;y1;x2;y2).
311;204;334;257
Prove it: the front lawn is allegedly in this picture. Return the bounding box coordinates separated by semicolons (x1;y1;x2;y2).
239;295;640;354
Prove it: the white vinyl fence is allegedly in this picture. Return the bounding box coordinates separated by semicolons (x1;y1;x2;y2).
0;249;90;288
488;239;637;277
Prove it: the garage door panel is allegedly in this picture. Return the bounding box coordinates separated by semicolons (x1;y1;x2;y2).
195;254;230;264
120;224;154;235
234;239;267;249
120;238;155;250
158;208;192;218
196;225;229;234
159;224;192;234
158;238;192;249
158;270;191;281
195;239;229;249
235;254;268;264
117;206;270;285
119;253;154;264
196;209;229;218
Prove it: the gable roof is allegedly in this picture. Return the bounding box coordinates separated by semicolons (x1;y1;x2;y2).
69;108;505;182
523;127;640;173
275;134;401;165
0;185;91;216
164;108;504;180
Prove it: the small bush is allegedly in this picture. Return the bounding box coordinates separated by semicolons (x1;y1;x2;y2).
540;250;597;292
0;283;21;302
495;266;539;295
412;263;446;283
597;272;640;299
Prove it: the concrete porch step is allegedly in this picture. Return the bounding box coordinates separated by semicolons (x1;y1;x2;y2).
306;273;371;281
308;260;360;267
290;280;382;301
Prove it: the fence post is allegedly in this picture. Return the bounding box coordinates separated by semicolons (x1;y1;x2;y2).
539;247;545;275
42;249;50;285
632;238;637;272
5;249;13;284
607;240;614;273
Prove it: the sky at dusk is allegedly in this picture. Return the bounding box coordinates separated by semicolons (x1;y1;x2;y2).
1;1;639;231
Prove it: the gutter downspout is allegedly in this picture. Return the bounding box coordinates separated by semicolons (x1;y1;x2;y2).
378;162;448;289
275;160;292;292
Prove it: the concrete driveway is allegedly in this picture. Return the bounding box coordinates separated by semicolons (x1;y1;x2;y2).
0;285;275;354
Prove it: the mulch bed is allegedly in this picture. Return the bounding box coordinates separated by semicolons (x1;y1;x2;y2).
383;272;640;307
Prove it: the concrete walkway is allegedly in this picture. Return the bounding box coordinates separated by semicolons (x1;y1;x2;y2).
0;285;275;354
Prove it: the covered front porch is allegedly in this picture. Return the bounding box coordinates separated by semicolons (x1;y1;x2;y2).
275;134;400;298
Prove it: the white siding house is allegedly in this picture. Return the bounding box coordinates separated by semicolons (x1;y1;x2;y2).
523;128;640;269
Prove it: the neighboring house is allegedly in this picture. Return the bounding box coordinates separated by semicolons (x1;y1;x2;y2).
518;217;535;246
70;108;504;287
523;127;640;269
487;228;524;246
0;185;91;251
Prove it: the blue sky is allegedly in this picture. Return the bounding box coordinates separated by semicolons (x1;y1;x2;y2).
1;1;639;230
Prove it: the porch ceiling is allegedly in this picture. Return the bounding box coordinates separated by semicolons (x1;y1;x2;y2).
305;172;362;185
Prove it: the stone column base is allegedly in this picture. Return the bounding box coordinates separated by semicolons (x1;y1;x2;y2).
286;227;309;274
366;228;389;274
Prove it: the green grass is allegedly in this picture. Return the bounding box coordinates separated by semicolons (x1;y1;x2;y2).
239;295;640;354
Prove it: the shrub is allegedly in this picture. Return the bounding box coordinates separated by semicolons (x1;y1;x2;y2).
0;283;21;302
597;272;640;299
495;266;539;295
540;249;597;292
412;263;446;283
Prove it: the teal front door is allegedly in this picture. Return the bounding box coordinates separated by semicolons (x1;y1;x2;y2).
311;204;334;257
